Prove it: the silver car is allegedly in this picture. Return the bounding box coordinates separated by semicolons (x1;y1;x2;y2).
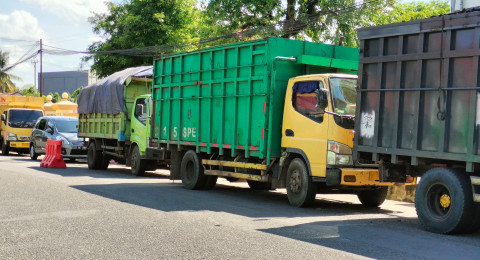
30;116;87;161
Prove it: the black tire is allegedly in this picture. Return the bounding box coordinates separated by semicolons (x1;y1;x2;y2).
181;150;206;190
99;156;110;170
203;175;218;190
415;168;476;234
357;187;388;207
87;142;101;170
247;180;273;190
286;158;316;207
29;143;38;160
131;146;145;176
1;139;9;156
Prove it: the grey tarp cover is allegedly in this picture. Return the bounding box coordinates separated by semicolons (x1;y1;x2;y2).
77;66;152;114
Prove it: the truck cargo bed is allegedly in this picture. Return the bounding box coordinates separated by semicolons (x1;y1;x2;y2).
152;38;358;162
354;10;480;172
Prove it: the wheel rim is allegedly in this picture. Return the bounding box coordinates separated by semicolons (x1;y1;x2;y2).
185;160;194;182
289;169;301;194
30;145;35;157
427;183;451;217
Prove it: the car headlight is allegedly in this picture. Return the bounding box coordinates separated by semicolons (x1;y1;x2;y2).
55;135;71;145
327;141;353;166
6;132;17;141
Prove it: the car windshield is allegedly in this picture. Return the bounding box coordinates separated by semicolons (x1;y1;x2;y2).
55;119;78;133
330;77;357;116
8;109;43;128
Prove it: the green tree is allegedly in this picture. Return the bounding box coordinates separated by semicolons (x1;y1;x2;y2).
20;85;39;97
0;50;21;93
47;92;61;103
85;0;198;78
374;0;450;25
71;86;83;102
204;0;396;47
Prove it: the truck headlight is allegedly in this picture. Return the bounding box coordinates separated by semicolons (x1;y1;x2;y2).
327;141;353;166
6;132;17;141
56;135;71;145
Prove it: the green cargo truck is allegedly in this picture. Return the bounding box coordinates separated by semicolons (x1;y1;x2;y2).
151;38;411;207
78;66;164;175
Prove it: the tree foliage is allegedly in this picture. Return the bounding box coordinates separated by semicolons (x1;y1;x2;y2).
20;85;40;97
85;0;199;78
0;50;21;93
204;0;396;47
374;0;450;25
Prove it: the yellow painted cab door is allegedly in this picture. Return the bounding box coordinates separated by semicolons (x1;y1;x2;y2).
282;76;329;178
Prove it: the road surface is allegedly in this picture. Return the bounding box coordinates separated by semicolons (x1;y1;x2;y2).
1;154;479;259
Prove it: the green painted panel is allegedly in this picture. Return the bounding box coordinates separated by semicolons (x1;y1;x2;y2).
152;37;358;160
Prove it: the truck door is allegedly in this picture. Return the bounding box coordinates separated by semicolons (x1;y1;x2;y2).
131;97;148;154
282;79;329;178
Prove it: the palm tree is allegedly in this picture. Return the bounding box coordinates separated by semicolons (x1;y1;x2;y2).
0;50;21;93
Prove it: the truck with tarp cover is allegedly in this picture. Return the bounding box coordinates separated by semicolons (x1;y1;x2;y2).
355;9;480;234
0;95;44;155
150;37;413;207
78;66;164;175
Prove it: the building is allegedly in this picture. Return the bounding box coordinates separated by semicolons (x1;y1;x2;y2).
38;70;97;95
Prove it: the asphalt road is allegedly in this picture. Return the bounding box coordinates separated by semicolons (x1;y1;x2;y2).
1;154;480;259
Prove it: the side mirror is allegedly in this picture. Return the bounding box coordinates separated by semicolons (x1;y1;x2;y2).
1;114;5;123
135;104;144;117
46;128;54;134
317;89;329;111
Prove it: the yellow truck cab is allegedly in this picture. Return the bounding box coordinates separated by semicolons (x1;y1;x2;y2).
0;95;44;155
281;73;408;206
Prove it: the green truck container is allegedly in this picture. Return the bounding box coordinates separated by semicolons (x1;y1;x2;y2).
151;37;358;163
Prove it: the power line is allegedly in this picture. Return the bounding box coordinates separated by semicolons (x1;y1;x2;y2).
2;0;383;73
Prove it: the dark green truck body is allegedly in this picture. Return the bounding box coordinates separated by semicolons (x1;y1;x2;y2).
151;37;358;162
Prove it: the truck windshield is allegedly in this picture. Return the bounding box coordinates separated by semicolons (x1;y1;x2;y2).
8;109;43;128
55;120;78;133
330;77;357;116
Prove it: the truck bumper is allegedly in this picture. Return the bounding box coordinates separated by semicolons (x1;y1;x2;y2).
9;141;29;149
325;168;416;187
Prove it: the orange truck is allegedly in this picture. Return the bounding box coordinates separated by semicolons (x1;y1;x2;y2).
0;95;44;155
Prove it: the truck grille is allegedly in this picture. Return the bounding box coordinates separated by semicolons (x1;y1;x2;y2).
18;136;30;141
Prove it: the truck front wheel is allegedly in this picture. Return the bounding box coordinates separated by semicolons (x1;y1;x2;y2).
131;146;146;176
286;158;316;207
415;168;476;234
181;150;206;190
357;187;388;208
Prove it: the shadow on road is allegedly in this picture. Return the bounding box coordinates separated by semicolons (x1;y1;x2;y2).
259;218;480;259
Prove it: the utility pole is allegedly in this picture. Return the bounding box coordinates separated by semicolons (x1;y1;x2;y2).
31;59;38;95
39;39;43;97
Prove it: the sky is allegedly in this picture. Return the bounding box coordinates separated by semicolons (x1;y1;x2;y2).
0;0;122;89
1;0;449;90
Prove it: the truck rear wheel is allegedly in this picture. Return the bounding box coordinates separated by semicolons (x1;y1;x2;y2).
415;168;476;234
286;158;316;207
357;187;388;207
87;142;102;170
181;150;206;190
131;146;146;176
203;176;218;190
